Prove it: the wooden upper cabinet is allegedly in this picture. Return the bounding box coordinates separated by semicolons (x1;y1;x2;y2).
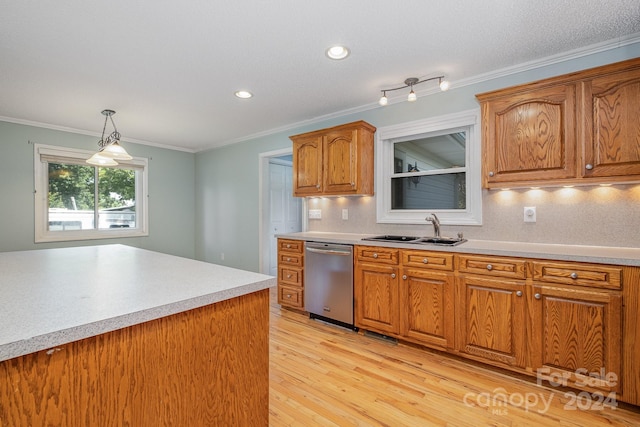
581;67;640;179
291;121;376;196
480;84;577;187
323;128;359;194
292;134;323;196
477;57;640;188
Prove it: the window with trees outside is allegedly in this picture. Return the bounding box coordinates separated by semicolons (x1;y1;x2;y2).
34;144;148;242
375;110;482;225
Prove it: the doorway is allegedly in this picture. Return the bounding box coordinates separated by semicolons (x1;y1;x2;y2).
259;149;303;275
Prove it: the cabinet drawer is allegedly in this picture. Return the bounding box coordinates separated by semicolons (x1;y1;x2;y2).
278;239;304;254
279;252;303;267
402;250;454;271
278;285;304;308
356;246;399;265
279;266;303;287
458;254;527;279
532;261;622;290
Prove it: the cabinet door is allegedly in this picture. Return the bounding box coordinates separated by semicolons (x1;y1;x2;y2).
581;67;640;179
292;134;323;196
481;84;577;187
323;128;359;194
354;262;399;335
400;268;454;350
531;284;622;393
456;275;527;368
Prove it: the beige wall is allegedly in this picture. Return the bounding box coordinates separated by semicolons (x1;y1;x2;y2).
305;183;640;248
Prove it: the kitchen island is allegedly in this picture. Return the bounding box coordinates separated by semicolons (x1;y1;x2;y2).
0;245;275;426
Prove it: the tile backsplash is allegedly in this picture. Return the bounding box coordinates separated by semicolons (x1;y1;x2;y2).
306;184;640;248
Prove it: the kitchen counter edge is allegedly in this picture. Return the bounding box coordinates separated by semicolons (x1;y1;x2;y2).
0;245;276;362
276;232;640;267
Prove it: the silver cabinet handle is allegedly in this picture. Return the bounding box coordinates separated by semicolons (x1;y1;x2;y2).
286;257;291;262
287;274;292;279
316;184;321;189
570;272;578;279
306;247;351;256
391;273;396;279
534;293;541;300
286;294;291;299
286;244;291;248
489;171;495;177
402;275;407;280
423;258;428;264
516;291;523;297
486;264;493;271
373;253;378;259
585;164;593;170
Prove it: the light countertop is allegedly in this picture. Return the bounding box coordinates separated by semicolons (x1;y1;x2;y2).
0;244;275;362
277;231;640;267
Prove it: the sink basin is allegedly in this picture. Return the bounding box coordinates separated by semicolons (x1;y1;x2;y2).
362;235;467;246
362;235;421;242
417;237;467;246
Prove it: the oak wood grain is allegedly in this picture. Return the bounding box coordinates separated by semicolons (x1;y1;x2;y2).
0;289;269;427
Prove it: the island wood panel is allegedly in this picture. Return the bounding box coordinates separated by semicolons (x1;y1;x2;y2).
623;266;640;405
0;289;269;427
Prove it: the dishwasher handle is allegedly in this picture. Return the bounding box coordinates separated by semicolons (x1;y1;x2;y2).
305;246;352;256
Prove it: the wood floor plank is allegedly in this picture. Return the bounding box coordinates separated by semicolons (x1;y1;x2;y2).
269;290;640;426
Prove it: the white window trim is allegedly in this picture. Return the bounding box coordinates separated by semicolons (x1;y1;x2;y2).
375;109;482;225
34;143;149;243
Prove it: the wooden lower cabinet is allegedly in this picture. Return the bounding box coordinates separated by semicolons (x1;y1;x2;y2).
354;245;639;405
455;274;527;368
354;257;400;335
400;267;454;350
277;239;305;309
355;247;455;348
531;283;622;394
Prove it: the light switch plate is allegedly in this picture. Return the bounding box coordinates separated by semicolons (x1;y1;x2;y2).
342;209;349;220
308;209;322;219
524;206;536;223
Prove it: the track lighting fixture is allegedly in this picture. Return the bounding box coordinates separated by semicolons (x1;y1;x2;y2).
378;76;449;106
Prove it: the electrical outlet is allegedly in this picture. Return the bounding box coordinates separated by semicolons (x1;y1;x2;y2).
308;209;322;219
524;207;536;223
220;252;225;260
342;209;349;220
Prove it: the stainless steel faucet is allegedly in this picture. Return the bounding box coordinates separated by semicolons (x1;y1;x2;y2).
426;213;441;237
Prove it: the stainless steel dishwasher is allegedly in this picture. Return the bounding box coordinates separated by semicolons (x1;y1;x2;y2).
304;242;355;329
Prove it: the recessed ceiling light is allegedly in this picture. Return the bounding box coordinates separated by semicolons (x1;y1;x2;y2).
235;90;253;99
325;45;350;60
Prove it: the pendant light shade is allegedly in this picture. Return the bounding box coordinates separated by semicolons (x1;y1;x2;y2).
86;152;119;166
86;109;132;165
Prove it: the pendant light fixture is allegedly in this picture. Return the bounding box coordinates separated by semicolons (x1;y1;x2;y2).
378;75;449;106
86;109;132;166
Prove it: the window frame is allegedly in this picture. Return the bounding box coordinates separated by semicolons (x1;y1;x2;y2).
34;143;149;243
375;109;482;225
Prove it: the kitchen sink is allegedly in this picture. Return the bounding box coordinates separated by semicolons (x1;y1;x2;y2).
361;235;422;242
362;235;467;246
417;237;467;246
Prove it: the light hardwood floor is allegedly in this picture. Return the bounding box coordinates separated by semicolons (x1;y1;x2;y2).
268;290;640;427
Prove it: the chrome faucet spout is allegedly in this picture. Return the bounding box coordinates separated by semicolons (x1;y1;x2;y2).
426;213;441;238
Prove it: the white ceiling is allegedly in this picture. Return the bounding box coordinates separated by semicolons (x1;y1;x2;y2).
1;1;639;152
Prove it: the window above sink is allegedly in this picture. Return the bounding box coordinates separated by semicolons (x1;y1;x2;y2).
375;109;482;226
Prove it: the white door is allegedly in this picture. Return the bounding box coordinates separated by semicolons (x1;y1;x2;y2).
269;161;302;276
